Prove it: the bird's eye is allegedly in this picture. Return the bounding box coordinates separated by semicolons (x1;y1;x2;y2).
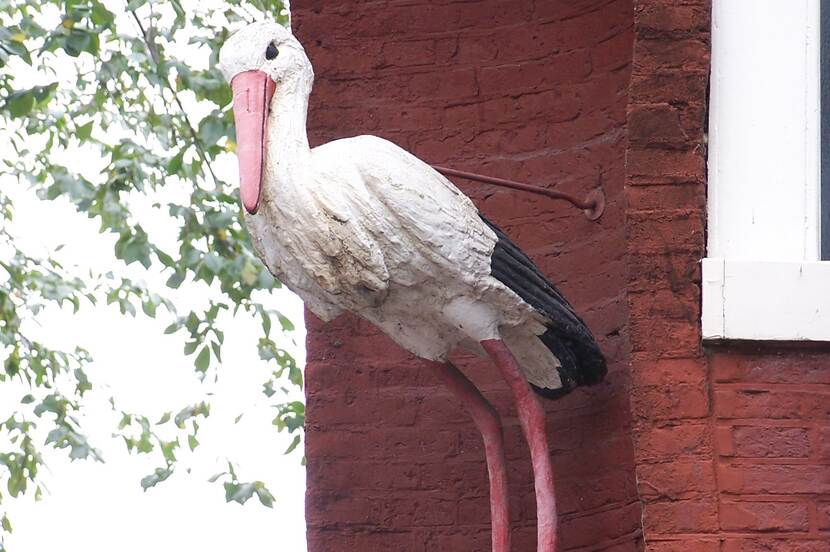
265;42;279;60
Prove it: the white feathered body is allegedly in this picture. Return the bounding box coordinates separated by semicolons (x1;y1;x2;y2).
246;135;563;390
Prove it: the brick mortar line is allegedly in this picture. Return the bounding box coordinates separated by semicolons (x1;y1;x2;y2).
648;532;825;540
714;382;830;392
717;458;830;466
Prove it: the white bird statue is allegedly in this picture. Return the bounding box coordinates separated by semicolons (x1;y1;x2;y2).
219;21;606;552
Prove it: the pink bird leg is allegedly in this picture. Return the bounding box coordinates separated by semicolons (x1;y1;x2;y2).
425;359;511;552
481;339;558;552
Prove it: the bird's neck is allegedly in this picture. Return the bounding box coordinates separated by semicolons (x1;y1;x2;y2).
265;77;312;182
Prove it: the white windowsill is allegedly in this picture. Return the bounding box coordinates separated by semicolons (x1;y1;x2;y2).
702;258;830;341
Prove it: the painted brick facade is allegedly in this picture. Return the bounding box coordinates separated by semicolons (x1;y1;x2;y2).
294;0;830;550
625;1;830;550
295;0;638;549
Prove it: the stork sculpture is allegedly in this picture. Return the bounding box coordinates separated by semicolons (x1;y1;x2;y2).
219;22;607;552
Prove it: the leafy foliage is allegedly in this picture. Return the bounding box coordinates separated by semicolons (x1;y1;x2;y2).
209;461;275;508
0;0;298;547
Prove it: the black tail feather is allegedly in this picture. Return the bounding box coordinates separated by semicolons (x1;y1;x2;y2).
480;215;607;399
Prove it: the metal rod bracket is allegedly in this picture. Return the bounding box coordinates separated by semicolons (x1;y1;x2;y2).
431;165;606;221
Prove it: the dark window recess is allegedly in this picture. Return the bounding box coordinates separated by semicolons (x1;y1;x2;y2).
822;0;830;259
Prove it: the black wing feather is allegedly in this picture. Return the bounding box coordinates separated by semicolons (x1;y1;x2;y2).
481;215;607;399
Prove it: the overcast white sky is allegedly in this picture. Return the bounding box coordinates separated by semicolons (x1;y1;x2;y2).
1;2;308;550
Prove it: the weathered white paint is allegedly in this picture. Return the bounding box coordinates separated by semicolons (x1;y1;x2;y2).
708;0;820;261
704;0;828;341
219;23;563;389
700;258;725;341
702;258;830;341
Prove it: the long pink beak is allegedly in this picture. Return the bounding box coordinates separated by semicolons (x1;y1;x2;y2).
230;70;277;214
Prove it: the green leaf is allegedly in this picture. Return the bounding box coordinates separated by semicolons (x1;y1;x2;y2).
284;434;301;455
198;116;228;145
76;121;93;141
32;83;58;107
136;434;153;454
166;271;185;289
278;313;295;332
1;39;31;64
255;485;275;508
7;470;25;497
141;467;172;490
194;346;210;373
160;440;177;463
174;402;209;428
5;91;34;118
64;30;92;57
261;311;272;336
118;235;151;268
183;340;198;355
155;249;175;267
118;413;132;430
141;299;157;318
91;1;116;26
170;0;185;23
289;365;303;388
167;150;184;174
203;253;223;275
74;367;92;395
223;481;255;505
1;513;11;533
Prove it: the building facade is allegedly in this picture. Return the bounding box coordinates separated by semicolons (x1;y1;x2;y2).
293;0;830;549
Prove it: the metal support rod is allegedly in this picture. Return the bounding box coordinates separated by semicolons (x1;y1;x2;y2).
432;165;606;221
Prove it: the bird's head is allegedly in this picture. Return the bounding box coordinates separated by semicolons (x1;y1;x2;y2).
218;22;313;214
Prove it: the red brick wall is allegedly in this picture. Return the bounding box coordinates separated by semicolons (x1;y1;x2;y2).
623;1;714;549
294;0;830;549
625;1;830;550
294;0;640;550
712;350;830;550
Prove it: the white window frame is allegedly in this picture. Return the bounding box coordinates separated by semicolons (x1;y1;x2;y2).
703;0;830;341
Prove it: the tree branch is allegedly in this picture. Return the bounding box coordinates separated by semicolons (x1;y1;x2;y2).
126;4;221;188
